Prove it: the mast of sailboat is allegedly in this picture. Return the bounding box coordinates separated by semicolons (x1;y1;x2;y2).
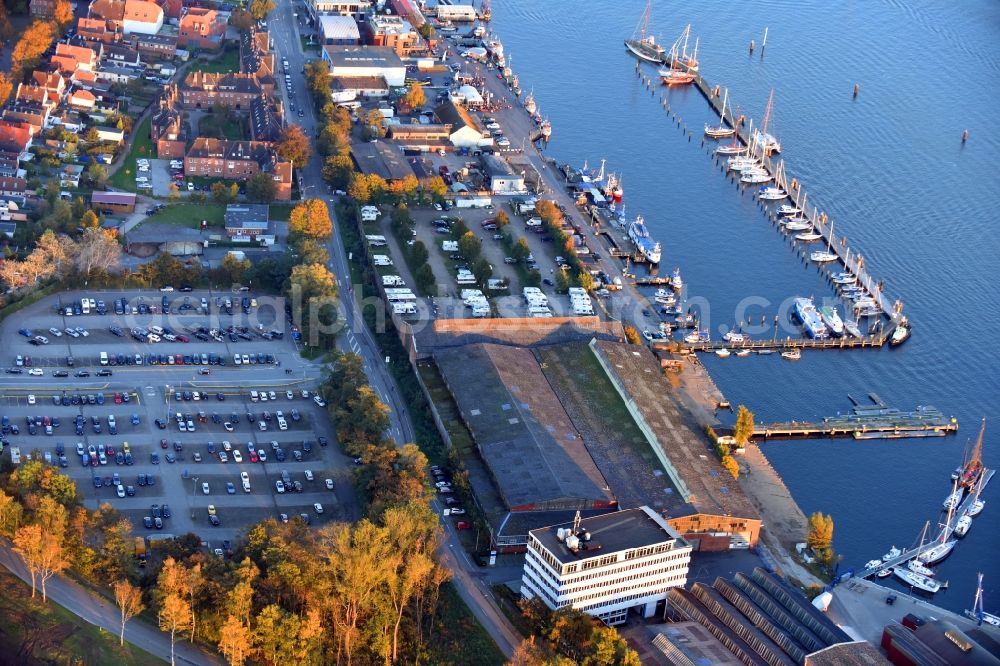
762;88;775;135
745;118;755;158
974;573;986;625
941;477;959;543
915;520;930;562
634;0;651;41
967;417;986;473
690;37;699;70
719;89;728;125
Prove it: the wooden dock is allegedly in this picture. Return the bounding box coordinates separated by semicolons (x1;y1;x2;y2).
653;335;888;353
639;62;905;330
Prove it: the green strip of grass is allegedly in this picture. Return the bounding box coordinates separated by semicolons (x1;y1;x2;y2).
430;583;507;666
189;45;241;74
143;202;227;229
109;115;154;191
0;568;165;665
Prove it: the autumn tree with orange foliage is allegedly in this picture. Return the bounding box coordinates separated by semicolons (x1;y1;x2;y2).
11;21;57;78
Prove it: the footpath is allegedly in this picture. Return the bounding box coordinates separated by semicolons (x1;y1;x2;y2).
0;544;223;665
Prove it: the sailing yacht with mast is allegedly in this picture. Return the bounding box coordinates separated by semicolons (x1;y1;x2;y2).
810;220;838;263
658;26;697;86
753;89;782;155
920;479;960;565
705;90;736;138
624;0;666;63
953;418;987;490
965;574;1000;627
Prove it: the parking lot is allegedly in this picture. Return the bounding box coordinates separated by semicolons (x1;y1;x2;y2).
0;291;358;546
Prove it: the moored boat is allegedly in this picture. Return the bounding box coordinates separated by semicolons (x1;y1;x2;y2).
894;567;944;594
876;568;892;578
883;545;902;561
953;514;972;538
523;91;536;115
740;171;772;184
794;297;829;338
735;349;751;357
684;329;709;344
659;67;695;86
844;319;864;338
819;306;844;337
758;186;787;201
907;559;936;577
627;215;661;264
943;488;963;511
795;232;824;242
715;143;746;156
785;221;812;232
722;330;745;343
781;349;801;360
965;573;1000;627
777;205;802;217
890;319;911;346
810;250;838;263
715;348;731;358
671;267;683;290
625;3;666;63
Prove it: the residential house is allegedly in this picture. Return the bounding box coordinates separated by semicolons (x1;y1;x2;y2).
15;86;52;110
103;43;141;67
76;17;122;45
319;15;361;46
434;100;490;149
366;14;421;57
52;43;99;74
122;0;163;34
184;138;292;200
249;95;283;142
3;102;49;134
94;126;125;143
240;29;275;81
72;69;100;87
32;71;67;100
150;86;186;158
322;45;406;87
178;7;227;50
30;0;57;17
224;203;272;241
0;155;20;178
88;0;126;24
91;191;136;213
181;72;264;109
69;89;98;110
0;177;27;199
60;164;84;188
156;0;182;20
96;64;141;85
135;33;177;59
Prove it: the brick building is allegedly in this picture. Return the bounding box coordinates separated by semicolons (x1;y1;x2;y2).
184;138;292;200
178;7;227;50
180;72;263;109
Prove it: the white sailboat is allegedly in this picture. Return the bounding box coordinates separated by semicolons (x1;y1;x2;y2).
921;479;960;565
705;89;736;138
893;567;944;594
966;473;986;517
965;573;1000;627
810;219;838;263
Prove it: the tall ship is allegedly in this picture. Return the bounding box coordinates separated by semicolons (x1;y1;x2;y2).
628;215;662;264
624;0;666;63
952;418;986;490
658;25;698;86
794;297;829;338
752;89;782;155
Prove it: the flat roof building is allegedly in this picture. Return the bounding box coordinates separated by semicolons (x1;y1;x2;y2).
322;45;406;87
521;507;692;625
350;141;414;181
482;153;525;194
319;15;361;44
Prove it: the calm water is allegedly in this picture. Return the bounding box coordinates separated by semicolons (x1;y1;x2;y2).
491;0;1000;612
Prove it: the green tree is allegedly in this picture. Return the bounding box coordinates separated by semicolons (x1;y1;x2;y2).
457;231;481;261
248;0;275;20
734;405;755;447
410;240;429;266
246;172;277;203
471;256;492;286
415;263;436;293
575;270;595;292
511;237;531;263
219;252;251;286
212;181;237;204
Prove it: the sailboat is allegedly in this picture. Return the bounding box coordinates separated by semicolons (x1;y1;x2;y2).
658;26;697;86
966;473;986;517
953;418;986;490
705;90;736;138
965;574;1000;627
753;89;781;155
810;220;838;263
908;521;936;578
893;567;944;594
624;0;666;63
920;479;959;565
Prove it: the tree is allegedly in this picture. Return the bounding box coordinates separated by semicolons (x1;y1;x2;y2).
423;175;447;200
806;512;834;556
496;210;510;227
13;520;68;602
79;209;100;229
229;8;255;31
219;252;251;286
0;489;23;537
289;199;332;239
157;558;194;665
248;0;275;20
400;83;426;112
457;231;481;262
13;524;44;598
246;172;277;203
219;614;252;665
410;240;429;266
415;264;436;293
623;325;642;345
0;72;12;107
53;0;74;27
304;60;332;102
347;173;370;203
74;227;122;277
10;21;56;77
322;155;354;190
575;270;595;292
720;455;740;480
114;580;145;646
160;592;192;666
472;256;492;286
212;181;237;204
734;405;754;447
276;125;311;168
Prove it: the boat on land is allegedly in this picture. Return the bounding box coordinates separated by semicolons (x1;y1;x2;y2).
624;0;667;63
965;574;1000;627
781;349;801;360
894;567;944;594
794;297;829;338
819;306;844;337
627;215;661;264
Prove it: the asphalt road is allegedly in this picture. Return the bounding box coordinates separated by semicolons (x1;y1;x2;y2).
0;539;223;665
270;3;518;657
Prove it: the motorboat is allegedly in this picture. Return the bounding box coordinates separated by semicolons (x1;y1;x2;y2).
819;306;844;337
777;205;802;217
844;319;864;338
758;186;787;201
674;313;696;328
865;559;883;570
810;250;838;263
832;275;857;285
794;297;829;338
627;215;662;264
523;91;536;115
735;349;751;357
671;267;683;290
715;348;732;358
883;545;902;561
890;320;911;347
756;349;775;355
876;568;892;578
654;288;675;302
795;232;824;242
784;221;812;232
723;330;746;343
856;304;883;318
894;567;944;594
781;349;801;360
715;144;747;156
954;514;972;538
684;330;709;344
908;559;936;577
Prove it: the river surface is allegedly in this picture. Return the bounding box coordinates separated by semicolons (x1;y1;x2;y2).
489;0;1000;613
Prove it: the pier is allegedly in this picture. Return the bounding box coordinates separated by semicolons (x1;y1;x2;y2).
653;335;888;353
752;410;958;441
854;468;994;580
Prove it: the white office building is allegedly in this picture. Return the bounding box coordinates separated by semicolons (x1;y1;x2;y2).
520;506;692;625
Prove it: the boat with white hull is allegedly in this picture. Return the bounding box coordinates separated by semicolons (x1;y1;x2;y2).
907;559;936;577
794;297;829;338
627;215;661;264
819;306;844;336
966;573;1000;627
758;186;787;201
785;221;812;232
740;171;772;184
777;205;802;217
795;232;824;242
894;567;944;594
954;514;972;538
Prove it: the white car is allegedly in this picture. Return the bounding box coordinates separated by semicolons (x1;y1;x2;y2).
313;395;327;407
325;478;334;490
75;327;89;337
232;450;243;463
27;394;36;404
277;418;287;431
202;482;210;494
286;390;294;400
275;480;285;493
259;389;268;401
64;327;79;337
304;469;313;481
313;503;324;514
485;122;500;130
48;327;63;337
234;354;242;365
269;391;277;401
241;354;250;365
28;368;43;376
187;182;194;191
222;441;232;451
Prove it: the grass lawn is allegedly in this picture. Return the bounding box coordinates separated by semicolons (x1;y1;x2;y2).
144;202;226;229
430;583;508;666
198;113;248;140
0;569;165;665
269;203;294;221
190;46;240;74
109;115;154;191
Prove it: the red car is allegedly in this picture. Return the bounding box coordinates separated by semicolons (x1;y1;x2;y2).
160;438;169;449
114;392;123;404
249;451;259;463
455;521;471;530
